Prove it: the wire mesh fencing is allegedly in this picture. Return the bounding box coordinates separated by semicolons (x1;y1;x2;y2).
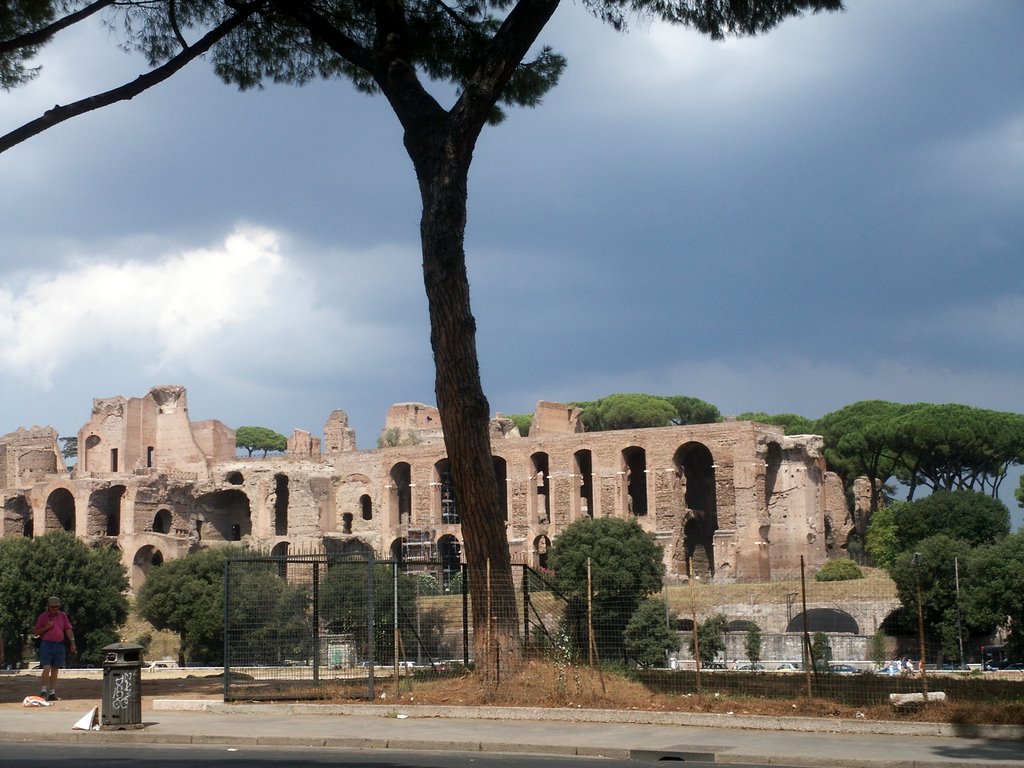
224;553;1022;707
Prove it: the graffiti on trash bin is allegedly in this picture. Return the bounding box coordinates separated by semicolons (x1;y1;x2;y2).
111;673;133;710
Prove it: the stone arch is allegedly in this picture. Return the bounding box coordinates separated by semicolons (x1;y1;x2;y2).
491;456;508;521
273;473;289;536
3;494;32;537
435;458;458;525
674;442;718;578
45;487;76;533
152;507;173;534
131;544;165;591
622;446;647;516
271;541;290;578
728;619;760;632
360;494;373;521
196;489;251;542
530;452;550;524
271;541;290;558
88;485;125;537
787;608;859;634
390;537;405;566
573;449;594;519
533;534;551;569
389;463;412;525
438;534;461;591
324;537;373;557
82;434;101;473
765;441;782;508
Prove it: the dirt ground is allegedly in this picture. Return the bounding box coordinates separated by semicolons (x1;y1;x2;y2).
0;672;224;711
2;663;1019;726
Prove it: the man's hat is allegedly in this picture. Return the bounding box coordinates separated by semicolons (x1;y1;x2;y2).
47;597;61;607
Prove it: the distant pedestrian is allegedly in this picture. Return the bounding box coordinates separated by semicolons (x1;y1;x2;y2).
32;597;76;701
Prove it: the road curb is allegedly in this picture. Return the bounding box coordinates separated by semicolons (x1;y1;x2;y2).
151;699;1024;741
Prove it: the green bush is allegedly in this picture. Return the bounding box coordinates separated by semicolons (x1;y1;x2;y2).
814;559;864;582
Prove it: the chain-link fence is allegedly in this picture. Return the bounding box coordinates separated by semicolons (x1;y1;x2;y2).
224;553;1022;706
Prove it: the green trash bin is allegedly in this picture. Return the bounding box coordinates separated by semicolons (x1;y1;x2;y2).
101;642;144;730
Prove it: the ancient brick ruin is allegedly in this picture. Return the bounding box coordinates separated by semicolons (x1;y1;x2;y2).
1;385;855;592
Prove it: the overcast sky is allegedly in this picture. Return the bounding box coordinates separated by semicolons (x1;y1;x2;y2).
1;2;1021;519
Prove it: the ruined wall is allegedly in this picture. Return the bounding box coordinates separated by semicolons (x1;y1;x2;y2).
0;388;841;591
0;427;64;489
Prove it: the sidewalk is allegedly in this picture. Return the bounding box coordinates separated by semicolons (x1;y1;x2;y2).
0;697;1021;766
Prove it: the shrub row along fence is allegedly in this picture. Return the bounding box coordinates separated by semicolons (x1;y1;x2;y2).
223;553;1022;706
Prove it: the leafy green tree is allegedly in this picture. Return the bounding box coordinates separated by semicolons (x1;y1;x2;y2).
962;531;1024;661
137;546;241;664
689;613;728;666
1015;472;1024;510
664;396;721;426
235;425;288;457
737;412;817;435
0;531;129;666
744;625;763;665
2;0;844;678
817;400;909;517
548;517;664;662
507;414;533;437
623;598;678;668
571;393;719;432
226;562;311;665
889;404;1024;501
319;561;419;664
888;535;984;663
871;629;887;668
864;504;900;571
890;491;1009;555
58;436;77;460
810;631;831;670
814;559;863;582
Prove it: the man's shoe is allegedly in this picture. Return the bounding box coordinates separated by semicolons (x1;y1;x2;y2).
46;692;58;702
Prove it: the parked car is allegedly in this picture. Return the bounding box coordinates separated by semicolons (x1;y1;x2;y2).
828;664;861;675
774;662;801;673
1002;662;1024;671
875;661;902;676
735;663;765;671
701;662;727;670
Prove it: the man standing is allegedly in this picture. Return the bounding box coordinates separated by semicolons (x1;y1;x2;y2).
33;597;76;701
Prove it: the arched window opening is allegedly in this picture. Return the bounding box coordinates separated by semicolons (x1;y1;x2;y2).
574;450;594;518
674;442;718;578
531;452;550;524
195;489;251;542
492;456;508;521
438;535;461;592
534;535;551;570
622;447;647;516
152;508;172;534
765;442;782;508
271;542;290;578
46;488;76;533
131;545;165;591
273;473;289;536
435;459;459;525
390;463;412;525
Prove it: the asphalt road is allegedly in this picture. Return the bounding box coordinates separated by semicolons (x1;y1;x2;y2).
0;743;816;768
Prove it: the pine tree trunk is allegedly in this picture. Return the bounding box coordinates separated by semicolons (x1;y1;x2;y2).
407;120;523;682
